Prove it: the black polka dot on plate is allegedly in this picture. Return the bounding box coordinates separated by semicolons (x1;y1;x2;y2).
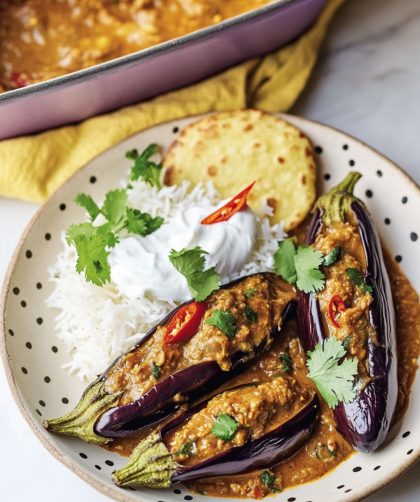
89;176;97;184
8;329;14;336
105;460;114;467
184;496;193;501
374;465;381;471
384;218;391;225
324;173;331;180
337;485;345;489
95;465;101;470
410;232;418;242
36;282;42;290
395;255;402;263
62;397;69;404
59;203;66;211
44;376;51;383
288;498;296;502
402;196;408;204
343;144;349;150
25;250;32;259
45;233;51;241
349;159;355;167
39;400;46;407
79;452;88;459
21;367;28;374
36;317;43;325
173;489;182;494
407;449;413;455
12;287;19;295
345;489;352;493
365;189;373;198
51;346;58;353
25;342;32;349
35;409;42;416
376;170;383;177
402;431;410;438
20;300;27;308
172;126;179;134
315;146;323;154
353;466;362;472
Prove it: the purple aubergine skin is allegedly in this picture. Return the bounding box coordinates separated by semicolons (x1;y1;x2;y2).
297;203;397;453
165;393;319;483
94;276;294;438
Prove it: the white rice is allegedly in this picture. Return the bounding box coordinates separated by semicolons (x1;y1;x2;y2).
47;180;285;381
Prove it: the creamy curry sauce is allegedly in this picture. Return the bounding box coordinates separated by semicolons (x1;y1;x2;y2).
106;247;420;499
0;0;273;92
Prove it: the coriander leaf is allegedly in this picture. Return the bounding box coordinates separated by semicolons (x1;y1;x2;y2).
294;246;325;293
175;440;197;457
126;208;164;236
245;306;257;323
211;414;239;441
205;310;237;339
127;144;162;189
273;238;297;284
187;268;220;302
279;352;292;373
101;189;127;227
169;246;208;277
151;362;161;379
169;246;220;301
307;337;358;408
67;224;114;286
323;246;342;267
346;268;373;294
75;193;101;221
260;470;276;490
245;287;256;298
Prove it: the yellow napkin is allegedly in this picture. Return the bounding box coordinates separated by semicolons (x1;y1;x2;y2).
0;0;343;203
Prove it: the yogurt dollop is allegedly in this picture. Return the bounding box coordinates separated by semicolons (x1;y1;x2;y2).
109;201;257;303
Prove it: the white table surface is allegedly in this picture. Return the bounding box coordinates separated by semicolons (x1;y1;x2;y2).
0;0;419;500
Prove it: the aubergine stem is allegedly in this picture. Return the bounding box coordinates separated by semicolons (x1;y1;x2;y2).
112;432;176;488
316;171;363;225
43;380;121;445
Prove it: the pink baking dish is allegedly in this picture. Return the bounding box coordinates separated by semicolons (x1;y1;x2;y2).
0;0;325;139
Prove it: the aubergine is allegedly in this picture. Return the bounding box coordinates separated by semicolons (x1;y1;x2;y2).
112;380;319;489
297;172;397;452
44;273;295;444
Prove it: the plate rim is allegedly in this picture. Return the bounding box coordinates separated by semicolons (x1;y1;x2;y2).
1;112;419;502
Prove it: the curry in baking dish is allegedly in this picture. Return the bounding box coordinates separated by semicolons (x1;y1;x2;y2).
43;111;420;498
0;0;272;91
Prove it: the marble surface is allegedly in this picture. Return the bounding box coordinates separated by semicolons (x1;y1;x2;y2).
0;0;419;500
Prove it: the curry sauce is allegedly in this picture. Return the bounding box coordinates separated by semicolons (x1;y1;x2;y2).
0;0;273;92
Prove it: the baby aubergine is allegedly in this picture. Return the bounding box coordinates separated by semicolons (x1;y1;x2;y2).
44;273;295;443
297;172;397;452
112;379;319;489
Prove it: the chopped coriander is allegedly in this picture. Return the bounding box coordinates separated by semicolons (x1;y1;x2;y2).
274;238;325;293
205;310;237;339
245;306;257;323
169;246;220;301
126;208;164;236
245;287;256;298
260;470;276;490
211;414;239;441
175;440;197;457
126;144;163;189
346;268;373;294
151;362;161;379
279;352;292;373
323;246;342;267
101;189;128;228
342;335;352;349
307;337;358;408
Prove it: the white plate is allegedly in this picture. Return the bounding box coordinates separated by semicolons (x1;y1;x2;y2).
1;114;419;502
